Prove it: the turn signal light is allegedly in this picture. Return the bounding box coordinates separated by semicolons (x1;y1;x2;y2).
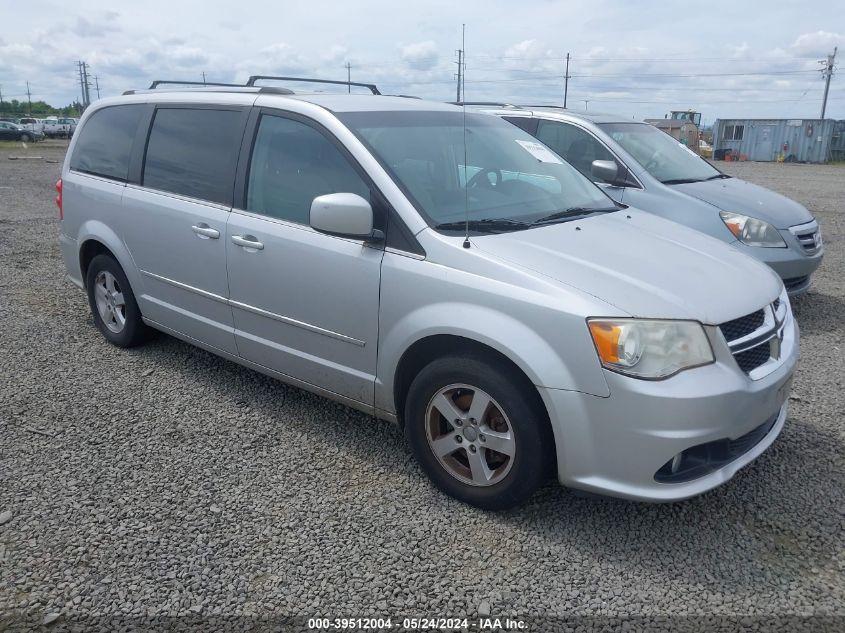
588;321;621;364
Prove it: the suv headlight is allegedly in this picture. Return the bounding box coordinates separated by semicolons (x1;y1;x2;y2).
587;319;714;379
720;211;786;247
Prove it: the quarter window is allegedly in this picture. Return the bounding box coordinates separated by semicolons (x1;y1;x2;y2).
536;120;616;181
69;105;145;181
246;115;369;224
143;108;244;206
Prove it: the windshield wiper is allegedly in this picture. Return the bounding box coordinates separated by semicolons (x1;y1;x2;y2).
662;174;731;185
531;206;618;226
660;177;706;185
435;218;531;233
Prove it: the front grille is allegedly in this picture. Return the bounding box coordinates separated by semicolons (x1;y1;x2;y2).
719;309;764;342
784;275;809;291
654;413;779;483
793;228;820;253
719;300;785;377
734;343;772;373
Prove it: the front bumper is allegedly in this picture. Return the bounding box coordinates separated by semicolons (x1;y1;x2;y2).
731;224;823;297
539;314;798;502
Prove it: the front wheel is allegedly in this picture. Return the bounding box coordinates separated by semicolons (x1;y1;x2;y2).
20;133;31;142
405;355;553;510
85;254;152;347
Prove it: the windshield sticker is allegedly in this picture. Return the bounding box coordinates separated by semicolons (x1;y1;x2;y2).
515;140;564;164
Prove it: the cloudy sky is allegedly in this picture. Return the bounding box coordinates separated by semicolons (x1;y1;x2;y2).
1;0;843;123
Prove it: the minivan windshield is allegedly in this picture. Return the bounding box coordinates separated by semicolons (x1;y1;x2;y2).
598;122;723;184
339;110;617;232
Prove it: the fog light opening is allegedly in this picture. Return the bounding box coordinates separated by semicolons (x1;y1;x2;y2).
670;453;683;474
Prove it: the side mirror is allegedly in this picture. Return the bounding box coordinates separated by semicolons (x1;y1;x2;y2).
591;159;618;183
310;193;383;241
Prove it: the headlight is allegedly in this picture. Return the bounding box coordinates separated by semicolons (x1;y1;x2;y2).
719;211;786;247
587;319;714;379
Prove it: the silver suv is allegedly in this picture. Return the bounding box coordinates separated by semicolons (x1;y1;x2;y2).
471;105;823;296
58;85;797;509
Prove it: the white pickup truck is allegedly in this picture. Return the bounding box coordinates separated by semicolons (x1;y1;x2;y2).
43;117;78;138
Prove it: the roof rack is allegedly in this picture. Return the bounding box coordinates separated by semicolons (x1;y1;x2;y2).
123;81;296;96
246;75;381;95
451;101;523;109
149;80;244;89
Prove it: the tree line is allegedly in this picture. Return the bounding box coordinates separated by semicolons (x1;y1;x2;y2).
0;99;84;117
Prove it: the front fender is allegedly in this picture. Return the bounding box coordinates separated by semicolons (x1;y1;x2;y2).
375;301;610;415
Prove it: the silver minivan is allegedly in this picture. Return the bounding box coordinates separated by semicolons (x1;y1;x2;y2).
58;86;797;509
472;105;823;296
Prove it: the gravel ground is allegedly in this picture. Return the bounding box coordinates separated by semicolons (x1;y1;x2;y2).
0;143;843;632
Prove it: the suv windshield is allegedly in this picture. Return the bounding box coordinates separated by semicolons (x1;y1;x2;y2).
339;110;617;232
598;122;722;184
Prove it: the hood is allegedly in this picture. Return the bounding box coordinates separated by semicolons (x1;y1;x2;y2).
471;210;781;324
671;177;813;229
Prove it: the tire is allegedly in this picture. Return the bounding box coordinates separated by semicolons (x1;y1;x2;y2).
85;254;152;347
404;354;553;510
20;133;31;142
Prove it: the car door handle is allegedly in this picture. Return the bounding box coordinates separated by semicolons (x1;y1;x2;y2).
231;235;264;250
191;224;220;239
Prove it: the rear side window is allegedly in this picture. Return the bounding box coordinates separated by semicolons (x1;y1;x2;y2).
69;105;145;181
143;108;244;206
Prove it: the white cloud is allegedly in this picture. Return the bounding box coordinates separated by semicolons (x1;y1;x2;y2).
790;31;845;56
400;40;438;70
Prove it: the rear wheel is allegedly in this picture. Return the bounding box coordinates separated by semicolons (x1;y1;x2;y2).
85;254;152;347
405;355;553;510
20;133;31;142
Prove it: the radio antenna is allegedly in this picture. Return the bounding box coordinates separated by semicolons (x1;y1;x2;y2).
461;23;470;249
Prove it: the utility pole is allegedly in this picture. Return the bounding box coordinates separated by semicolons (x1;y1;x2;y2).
202;71;207;85
582;99;590;111
26;81;32;115
563;52;570;108
345;62;352;93
94;76;101;100
455;48;463;102
820;47;837;119
77;61;86;107
83;62;91;107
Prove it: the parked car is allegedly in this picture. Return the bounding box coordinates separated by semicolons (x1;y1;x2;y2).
0;120;40;142
474;105;823;296
44;117;77;138
59;88;796;509
15;117;46;140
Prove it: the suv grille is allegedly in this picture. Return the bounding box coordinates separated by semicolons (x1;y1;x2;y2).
734;344;772;373
719;300;786;378
719;309;764;341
